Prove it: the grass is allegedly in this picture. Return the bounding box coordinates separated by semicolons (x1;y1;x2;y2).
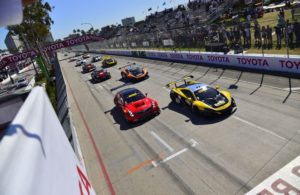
256;10;292;27
35;73;57;112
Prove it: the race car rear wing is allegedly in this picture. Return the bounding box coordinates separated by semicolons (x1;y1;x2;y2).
165;75;194;88
118;63;137;70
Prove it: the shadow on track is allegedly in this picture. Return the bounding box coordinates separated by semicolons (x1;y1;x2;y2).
250;74;264;95
161;102;234;125
283;78;292;104
106;107;157;131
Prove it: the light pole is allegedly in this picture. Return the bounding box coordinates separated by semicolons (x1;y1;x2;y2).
81;23;94;52
81;23;94;34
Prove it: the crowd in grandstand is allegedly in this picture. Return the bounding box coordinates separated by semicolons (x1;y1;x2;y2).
95;0;300;52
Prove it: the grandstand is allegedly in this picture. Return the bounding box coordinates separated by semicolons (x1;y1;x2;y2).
90;0;299;55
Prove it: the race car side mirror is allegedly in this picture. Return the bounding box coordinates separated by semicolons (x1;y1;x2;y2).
215;85;220;89
145;93;148;97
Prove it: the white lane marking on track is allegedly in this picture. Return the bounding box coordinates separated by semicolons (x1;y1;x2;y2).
283;87;300;91
113;68;119;72
233;116;287;141
97;85;103;90
152;139;198;167
103;84;110;91
150;131;174;153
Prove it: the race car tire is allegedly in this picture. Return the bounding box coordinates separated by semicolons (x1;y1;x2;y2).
192;106;202;115
170;93;182;105
121;73;126;79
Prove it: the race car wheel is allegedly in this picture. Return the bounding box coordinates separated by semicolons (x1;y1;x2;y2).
192;106;201;114
121;73;126;79
171;94;182;105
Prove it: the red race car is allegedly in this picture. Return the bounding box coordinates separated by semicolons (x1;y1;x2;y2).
114;88;160;123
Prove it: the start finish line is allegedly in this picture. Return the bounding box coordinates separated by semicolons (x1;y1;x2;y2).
0;34;104;68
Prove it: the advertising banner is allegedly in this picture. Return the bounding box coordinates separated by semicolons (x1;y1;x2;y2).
0;35;104;68
246;156;300;195
0;87;96;195
97;50;300;75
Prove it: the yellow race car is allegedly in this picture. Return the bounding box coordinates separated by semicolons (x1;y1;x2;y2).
102;56;117;67
166;75;236;116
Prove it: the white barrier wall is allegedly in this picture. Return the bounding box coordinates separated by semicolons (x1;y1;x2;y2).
0;87;96;195
96;49;300;76
246;156;300;194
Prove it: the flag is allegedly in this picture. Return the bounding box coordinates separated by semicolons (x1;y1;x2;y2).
162;2;166;6
148;7;152;11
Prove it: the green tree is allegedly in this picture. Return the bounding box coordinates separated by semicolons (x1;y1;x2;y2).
7;0;54;77
80;30;86;36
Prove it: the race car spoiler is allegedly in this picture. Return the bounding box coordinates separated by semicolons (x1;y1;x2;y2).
118;63;137;70
165;75;194;88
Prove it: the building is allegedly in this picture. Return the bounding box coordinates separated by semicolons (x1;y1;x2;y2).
4;34;24;54
121;17;135;26
63;34;78;40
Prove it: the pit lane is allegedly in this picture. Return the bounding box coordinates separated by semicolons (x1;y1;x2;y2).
59;52;300;195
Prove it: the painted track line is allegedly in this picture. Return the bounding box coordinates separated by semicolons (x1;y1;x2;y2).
233;116;287;141
152;139;198;167
150;131;174;153
63;67;116;195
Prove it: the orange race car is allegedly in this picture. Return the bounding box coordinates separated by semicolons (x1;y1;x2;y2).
119;63;149;82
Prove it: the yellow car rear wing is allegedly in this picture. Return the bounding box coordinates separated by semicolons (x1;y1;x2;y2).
165;75;194;88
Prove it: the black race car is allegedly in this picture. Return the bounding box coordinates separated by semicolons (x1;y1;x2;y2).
82;63;96;73
119;64;149;82
91;67;111;82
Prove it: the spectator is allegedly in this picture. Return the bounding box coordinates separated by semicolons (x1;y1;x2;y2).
275;26;282;49
242;26;246;47
291;7;295;20
279;8;285;19
227;28;234;46
287;21;294;48
294;20;300;47
266;25;273;49
254;24;261;47
262;26;268;48
245;26;251;48
233;27;241;44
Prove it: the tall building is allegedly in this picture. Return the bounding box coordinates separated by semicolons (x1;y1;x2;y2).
121;17;135;26
4;34;24;54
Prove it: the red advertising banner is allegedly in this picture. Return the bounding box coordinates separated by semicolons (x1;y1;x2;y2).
0;34;104;68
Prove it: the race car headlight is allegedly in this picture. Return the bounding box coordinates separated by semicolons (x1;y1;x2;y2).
128;110;134;117
152;101;156;108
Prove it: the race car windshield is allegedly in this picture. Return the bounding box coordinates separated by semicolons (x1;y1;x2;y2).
129;67;143;76
95;68;104;72
194;87;219;101
124;92;145;103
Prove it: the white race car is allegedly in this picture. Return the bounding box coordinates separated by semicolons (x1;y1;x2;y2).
75;59;87;67
16;78;29;89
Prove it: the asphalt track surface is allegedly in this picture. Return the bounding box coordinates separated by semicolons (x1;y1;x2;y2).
59;52;300;195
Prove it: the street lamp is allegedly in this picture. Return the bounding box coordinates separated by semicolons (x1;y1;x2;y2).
81;23;94;34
